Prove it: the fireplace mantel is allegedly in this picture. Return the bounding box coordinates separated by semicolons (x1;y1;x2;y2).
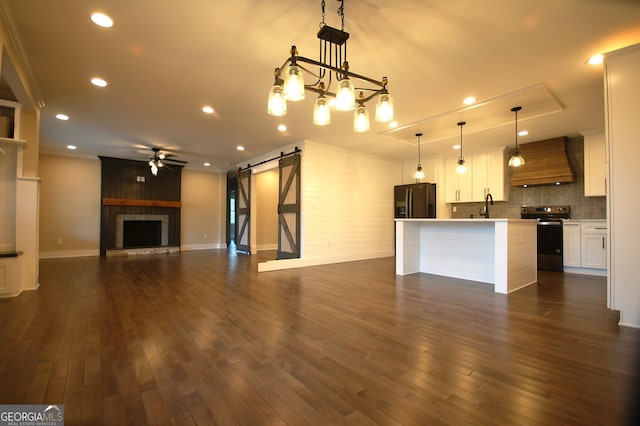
103;198;181;208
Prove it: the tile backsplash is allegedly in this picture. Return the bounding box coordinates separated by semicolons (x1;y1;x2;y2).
451;136;606;220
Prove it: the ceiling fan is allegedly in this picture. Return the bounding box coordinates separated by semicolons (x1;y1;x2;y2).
148;147;187;175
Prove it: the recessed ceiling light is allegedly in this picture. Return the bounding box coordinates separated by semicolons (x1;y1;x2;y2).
237;146;245;151
202;106;214;114
518;130;529;136
66;145;77;150
587;54;604;65
277;124;287;132
203;162;211;167
452;144;461;150
56;113;69;121
388;121;398;128
463;96;476;105
91;12;113;28
91;77;108;87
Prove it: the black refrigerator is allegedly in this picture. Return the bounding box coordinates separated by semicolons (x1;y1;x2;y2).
394;183;436;218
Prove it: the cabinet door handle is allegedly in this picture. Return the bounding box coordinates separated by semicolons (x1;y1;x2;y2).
602;236;605;249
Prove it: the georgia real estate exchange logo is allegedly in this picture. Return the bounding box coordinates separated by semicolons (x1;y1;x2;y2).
0;405;64;426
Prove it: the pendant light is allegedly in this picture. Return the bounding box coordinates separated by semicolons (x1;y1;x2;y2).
414;132;425;180
456;121;467;174
508;106;525;167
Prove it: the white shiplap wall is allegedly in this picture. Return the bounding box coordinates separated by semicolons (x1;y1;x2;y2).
258;140;402;271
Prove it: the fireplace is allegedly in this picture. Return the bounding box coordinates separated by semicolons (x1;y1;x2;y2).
115;214;169;249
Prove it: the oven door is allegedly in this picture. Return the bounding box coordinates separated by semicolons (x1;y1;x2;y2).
537;220;564;272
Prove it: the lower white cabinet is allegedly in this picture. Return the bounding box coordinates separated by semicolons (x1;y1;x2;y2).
563;222;581;267
580;222;607;269
563;220;607;274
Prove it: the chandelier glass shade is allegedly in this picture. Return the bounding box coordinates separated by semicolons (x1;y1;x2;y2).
267;0;393;132
375;91;394;122
267;83;287;117
283;64;305;101
354;104;370;133
313;94;331;125
508;106;525;167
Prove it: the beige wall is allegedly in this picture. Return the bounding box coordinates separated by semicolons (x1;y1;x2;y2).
39;154;101;257
255;168;278;250
39;154;226;257
181;169;225;251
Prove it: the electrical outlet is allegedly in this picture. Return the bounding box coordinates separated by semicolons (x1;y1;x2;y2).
203;234;208;239
452;206;457;212
57;238;63;245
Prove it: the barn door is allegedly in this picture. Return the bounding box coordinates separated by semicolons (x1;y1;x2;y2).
235;168;251;254
277;153;301;259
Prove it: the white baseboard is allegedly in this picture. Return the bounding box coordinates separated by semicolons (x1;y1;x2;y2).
181;243;224;251
40;249;100;259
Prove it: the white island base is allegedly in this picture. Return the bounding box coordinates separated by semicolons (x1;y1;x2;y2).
395;219;538;294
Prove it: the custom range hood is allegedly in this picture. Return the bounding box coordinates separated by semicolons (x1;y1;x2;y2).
511;137;576;186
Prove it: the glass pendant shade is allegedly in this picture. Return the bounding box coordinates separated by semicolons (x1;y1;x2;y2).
283;65;305;101
414;165;425;180
375;93;394;122
353;105;370;132
335;78;356;111
150;162;158;176
456;158;467;174
267;84;287;116
508;150;525;167
313;96;331;125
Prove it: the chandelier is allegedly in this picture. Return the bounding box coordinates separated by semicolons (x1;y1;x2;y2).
267;0;394;132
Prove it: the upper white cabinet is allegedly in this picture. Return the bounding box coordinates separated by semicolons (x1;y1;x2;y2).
445;148;508;203
581;130;606;197
445;156;473;203
472;148;508;202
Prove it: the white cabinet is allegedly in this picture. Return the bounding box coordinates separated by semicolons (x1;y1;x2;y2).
563;220;607;274
582;130;606;197
580;222;607;269
472;148;508;202
563;222;581;267
445;156;473;203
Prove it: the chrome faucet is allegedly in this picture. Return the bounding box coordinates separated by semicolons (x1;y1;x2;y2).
484;193;494;218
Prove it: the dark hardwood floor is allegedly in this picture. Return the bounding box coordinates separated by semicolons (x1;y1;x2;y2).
1;250;639;425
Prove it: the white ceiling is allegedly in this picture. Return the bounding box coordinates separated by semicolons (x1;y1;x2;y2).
2;0;640;171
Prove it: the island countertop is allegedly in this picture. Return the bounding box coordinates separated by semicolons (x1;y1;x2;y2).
394;218;536;223
395;218;537;294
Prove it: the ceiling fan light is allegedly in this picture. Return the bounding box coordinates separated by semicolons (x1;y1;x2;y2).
335;78;356;111
353;105;370;132
283;65;305;101
313;96;331;126
375;92;394;122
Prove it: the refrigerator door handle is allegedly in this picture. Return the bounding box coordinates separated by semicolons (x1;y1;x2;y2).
407;188;413;218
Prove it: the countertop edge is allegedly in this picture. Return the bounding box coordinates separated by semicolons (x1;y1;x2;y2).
394;218;537;223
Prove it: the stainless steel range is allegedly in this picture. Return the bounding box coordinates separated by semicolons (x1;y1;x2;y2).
521;205;571;272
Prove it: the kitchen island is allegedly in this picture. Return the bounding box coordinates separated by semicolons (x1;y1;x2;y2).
395;218;537;294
